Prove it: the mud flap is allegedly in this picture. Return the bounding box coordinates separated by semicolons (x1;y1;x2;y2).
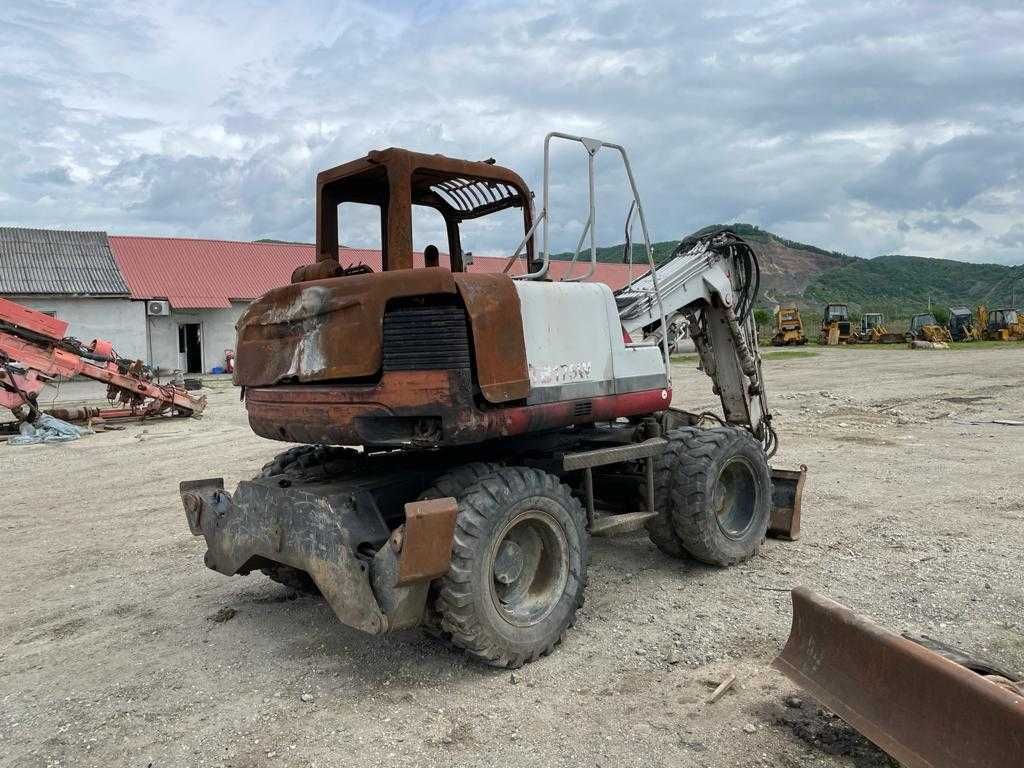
769;464;806;540
774;587;1024;768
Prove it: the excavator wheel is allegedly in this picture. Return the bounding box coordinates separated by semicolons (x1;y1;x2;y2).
255;445;361;595
258;444;361;480
669;427;772;566
643;428;697;559
429;466;589;668
418;462;507;637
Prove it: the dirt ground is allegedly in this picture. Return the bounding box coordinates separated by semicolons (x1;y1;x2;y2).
3;346;1023;768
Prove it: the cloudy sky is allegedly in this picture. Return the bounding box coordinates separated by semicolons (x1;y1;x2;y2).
3;0;1023;264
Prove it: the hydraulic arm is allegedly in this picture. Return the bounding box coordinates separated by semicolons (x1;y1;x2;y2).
616;230;775;454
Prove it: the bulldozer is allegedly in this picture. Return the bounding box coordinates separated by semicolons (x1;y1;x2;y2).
948;306;980;341
179;133;805;668
771;305;807;346
978;306;1024;341
818;303;852;345
907;313;953;344
849;312;903;344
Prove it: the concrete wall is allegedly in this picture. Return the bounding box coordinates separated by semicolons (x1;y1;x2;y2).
146;301;249;373
4;295;147;359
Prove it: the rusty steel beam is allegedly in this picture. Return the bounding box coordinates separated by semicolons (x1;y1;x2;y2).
774;587;1024;768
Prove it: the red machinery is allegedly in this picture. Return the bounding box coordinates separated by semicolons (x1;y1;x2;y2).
0;296;206;424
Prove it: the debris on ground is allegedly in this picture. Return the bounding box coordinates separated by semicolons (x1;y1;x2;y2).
207;607;237;623
7;414;92;445
706;671;737;703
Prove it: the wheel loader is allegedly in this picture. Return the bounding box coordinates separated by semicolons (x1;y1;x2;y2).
771;305;807;346
180;133;805;668
817;303;852;345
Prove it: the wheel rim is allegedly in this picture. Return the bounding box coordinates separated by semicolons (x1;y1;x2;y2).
713;457;758;539
488;509;569;627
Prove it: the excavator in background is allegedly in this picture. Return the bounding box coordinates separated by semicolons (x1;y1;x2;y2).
978;306;1024;341
179;133;806;668
850;312;903;344
0;296;205;428
818;303;852;345
770;305;807;346
907;313;953;344
948;306;980;341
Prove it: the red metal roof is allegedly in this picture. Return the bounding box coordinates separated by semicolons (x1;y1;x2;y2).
108;235;647;309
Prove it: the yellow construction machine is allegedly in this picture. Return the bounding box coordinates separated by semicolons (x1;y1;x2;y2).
771;305;807;346
850;312;904;344
907;313;953;344
978;306;1024;341
817;303;852;345
948;306;981;342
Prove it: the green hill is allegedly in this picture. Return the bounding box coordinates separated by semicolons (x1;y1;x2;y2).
551;223;1022;318
804;255;1024;314
550;223;855;301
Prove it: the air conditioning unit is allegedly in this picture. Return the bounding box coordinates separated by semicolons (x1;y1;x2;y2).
147;300;170;316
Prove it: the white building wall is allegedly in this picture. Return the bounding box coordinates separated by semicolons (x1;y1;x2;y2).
145;301;249;373
4;295;147;359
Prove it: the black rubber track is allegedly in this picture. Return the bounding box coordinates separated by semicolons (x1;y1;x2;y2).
431;466;589;668
669;427;772;566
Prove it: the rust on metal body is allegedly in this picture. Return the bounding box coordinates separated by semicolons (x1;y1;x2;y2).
234;269;529;405
774;587;1024;768
245;378;669;448
394;497;459;586
315;147;535;273
453;273;530;402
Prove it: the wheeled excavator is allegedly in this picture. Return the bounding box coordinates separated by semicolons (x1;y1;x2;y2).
180;133;805;667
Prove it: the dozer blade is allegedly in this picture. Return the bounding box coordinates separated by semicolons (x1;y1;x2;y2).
768;464;806;540
774;587;1024;768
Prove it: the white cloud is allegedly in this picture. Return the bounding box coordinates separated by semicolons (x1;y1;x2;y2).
0;0;1022;265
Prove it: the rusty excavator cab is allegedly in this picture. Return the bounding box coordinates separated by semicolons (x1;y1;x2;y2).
236;150;537;447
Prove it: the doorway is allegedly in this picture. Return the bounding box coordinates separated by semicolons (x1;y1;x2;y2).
178;323;203;373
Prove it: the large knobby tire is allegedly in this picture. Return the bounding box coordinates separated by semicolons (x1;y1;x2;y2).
258;444;360;480
670;427;772;566
420;462;505;502
431;466;589;668
643;428;698;559
418;463;507;635
256;444;360;594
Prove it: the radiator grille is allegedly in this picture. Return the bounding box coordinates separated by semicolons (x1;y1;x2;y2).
382;305;472;371
573;400;593;418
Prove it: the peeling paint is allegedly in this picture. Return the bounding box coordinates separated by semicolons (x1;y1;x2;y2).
258;285;329;325
529;361;593;386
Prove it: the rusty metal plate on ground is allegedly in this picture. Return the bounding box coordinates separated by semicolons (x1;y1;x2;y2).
774;587;1024;768
396;497;458;586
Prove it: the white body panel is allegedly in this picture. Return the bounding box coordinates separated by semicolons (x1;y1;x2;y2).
514;281;667;404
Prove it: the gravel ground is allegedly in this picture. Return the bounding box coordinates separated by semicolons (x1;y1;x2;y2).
2;346;1022;768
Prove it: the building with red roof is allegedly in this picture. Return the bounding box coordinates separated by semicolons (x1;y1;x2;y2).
0;227;648;374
